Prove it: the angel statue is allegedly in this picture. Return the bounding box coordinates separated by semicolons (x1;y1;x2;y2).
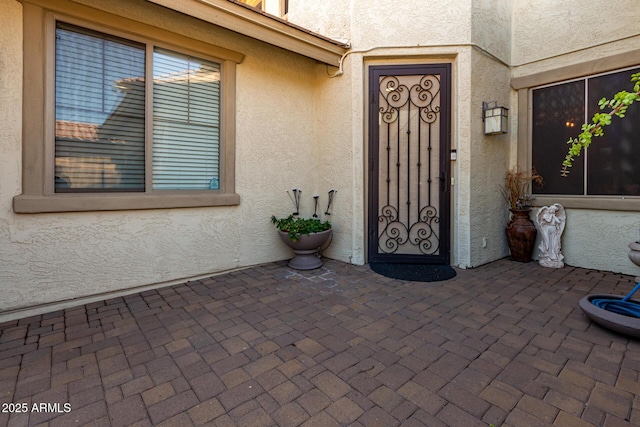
536;204;566;268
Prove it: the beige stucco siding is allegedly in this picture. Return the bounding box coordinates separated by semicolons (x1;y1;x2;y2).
552;211;640;275
4;0;640;320
512;0;640;276
287;0;512;269
313;58;360;264
234;44;333;267
0;1;24;301
468;49;511;267
512;0;640;72
471;0;511;64
289;0;473;49
0;0;353;319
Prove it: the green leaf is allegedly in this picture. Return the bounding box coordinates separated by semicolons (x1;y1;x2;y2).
563;73;639;177
271;215;331;242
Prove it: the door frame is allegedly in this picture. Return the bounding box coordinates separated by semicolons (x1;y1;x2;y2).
367;63;452;265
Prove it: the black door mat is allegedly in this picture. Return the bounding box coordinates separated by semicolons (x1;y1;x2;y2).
369;262;457;282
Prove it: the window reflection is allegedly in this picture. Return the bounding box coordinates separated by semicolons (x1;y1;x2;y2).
532;67;640;197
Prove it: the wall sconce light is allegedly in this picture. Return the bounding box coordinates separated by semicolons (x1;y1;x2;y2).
483;101;508;135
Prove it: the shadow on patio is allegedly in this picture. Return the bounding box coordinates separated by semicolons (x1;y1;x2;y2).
0;258;639;426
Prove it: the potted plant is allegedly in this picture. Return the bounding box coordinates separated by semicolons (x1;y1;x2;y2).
271;215;332;270
500;167;543;262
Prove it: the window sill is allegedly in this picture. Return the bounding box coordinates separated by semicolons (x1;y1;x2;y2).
13;192;240;213
533;195;640;212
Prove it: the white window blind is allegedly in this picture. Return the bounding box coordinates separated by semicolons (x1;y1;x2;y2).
152;49;221;190
55;23;146;192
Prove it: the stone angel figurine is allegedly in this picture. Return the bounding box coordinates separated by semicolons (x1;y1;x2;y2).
536;203;566;268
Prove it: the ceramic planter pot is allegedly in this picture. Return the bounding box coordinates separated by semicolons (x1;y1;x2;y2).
628;241;640;271
278;229;332;270
577;239;640;337
579;294;640;337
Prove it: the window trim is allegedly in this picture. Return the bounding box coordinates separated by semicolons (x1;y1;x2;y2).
514;49;640;211
14;0;243;213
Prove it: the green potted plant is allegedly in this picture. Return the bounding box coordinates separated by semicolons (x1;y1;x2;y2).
500;167;543;262
271;188;336;270
271;215;332;270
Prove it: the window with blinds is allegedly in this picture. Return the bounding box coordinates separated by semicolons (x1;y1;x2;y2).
55;24;145;192
153;49;220;190
54;23;221;193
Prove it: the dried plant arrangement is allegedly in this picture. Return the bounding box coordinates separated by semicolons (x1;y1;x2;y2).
500;167;543;210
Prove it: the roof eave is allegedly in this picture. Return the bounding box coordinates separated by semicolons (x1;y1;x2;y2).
144;0;348;67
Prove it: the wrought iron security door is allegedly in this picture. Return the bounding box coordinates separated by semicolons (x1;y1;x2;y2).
368;64;451;264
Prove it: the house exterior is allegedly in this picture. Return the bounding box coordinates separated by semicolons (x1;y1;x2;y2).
1;0;639;321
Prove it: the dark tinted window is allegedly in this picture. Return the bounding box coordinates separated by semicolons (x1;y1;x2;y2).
532;80;584;195
532;67;640;196
587;69;640;196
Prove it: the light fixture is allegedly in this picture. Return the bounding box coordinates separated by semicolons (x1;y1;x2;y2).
483;101;508;135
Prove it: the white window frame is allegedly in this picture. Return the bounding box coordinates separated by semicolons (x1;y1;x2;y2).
14;1;243;213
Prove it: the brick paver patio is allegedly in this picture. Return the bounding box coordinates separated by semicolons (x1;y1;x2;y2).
0;258;639;426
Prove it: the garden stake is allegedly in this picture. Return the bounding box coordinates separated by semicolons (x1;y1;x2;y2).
287;188;301;215
325;189;336;215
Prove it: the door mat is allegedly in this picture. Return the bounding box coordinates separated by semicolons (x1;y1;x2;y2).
369;262;457;282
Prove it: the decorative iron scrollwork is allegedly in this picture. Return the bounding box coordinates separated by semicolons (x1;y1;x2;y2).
378;205;440;255
376;73;442;256
379;74;441;125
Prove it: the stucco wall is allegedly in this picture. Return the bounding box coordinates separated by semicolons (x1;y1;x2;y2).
282;0;640;276
512;0;640;71
288;0;512;269
313;58;361;264
512;0;640;276
0;0;24;299
288;0;472;49
287;0;351;44
463;0;512;267
467;49;511;267
0;0;354;319
471;0;511;64
6;0;638;319
550;211;640;276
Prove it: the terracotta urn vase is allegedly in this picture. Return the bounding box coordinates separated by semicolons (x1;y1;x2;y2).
506;209;537;262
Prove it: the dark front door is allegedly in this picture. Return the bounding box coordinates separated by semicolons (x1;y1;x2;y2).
368;64;452;264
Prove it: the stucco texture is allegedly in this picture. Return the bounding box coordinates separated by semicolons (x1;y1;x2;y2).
471;0;511;64
511;0;640;276
289;0;472;49
0;0;355;318
313;59;359;264
554;210;640;276
287;0;513;269
0;1;24;307
467;50;511;267
512;0;640;70
4;0;640;318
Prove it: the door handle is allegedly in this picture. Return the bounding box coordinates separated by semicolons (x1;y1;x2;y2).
440;171;446;193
